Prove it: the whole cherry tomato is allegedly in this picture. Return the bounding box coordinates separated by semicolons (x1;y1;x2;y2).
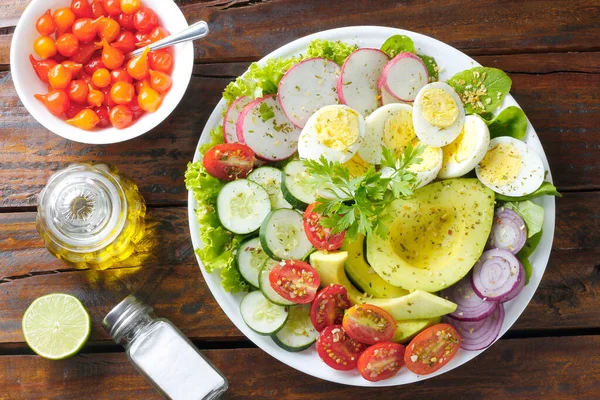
53;8;76;34
149;69;172;93
110;81;135;104
109;104;133;129
96;16;120;42
92;68;111;88
148;49;173;74
120;0;141;15
110;68;133;83
91;0;107;18
100;40;124;70
87;86;105;107
48;64;73;90
71;0;94;18
29;55;58;83
68;79;89;104
35;90;71;116
55;33;80;57
112;31;136;53
133;8;158;32
117;12;135;31
33;36;58;59
94;106;111;127
102;0;122;15
66;108;100;130
36;9;56;36
72;18;98;43
137;86;162;113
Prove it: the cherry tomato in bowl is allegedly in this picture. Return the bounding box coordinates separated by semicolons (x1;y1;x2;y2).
316;325;367;371
310;284;351;332
358;342;405;382
342;304;396;345
303;202;346;251
268;260;321;304
202;143;256;181
404;323;461;375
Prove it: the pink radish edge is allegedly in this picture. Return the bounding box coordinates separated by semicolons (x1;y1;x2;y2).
382;52;428;102
223;96;248;143
276;57;340;129
337;48;389;106
235;95;276;144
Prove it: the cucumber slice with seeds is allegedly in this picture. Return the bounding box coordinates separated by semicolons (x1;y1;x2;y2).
272;304;318;352
281;161;317;210
240;291;288;335
236;236;271;288
259;259;296;306
217;179;271;235
259;208;313;260
248;167;292;209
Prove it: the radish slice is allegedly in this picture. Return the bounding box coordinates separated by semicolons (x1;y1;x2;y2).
379;85;410;106
236;95;301;161
441;274;498;322
488;208;527;254
500;261;525;303
277;58;341;128
471;249;521;301
338;48;389;116
223;96;252;143
443;303;505;351
381;52;428;102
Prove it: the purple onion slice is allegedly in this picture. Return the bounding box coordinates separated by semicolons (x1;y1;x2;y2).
441;274;498;321
500;261;525;303
488;208;527;254
472;249;521;301
444;303;505;351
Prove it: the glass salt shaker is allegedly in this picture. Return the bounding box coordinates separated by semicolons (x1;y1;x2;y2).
36;163;146;270
103;295;228;400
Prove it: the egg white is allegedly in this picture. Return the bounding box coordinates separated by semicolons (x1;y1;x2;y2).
413;82;466;147
438;115;490;179
476;136;545;197
360;103;413;164
298;105;365;163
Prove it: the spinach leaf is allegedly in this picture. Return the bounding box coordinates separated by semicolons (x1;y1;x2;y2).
504;201;544;238
518;257;533;285
486;106;528;140
496;181;561;202
518;229;543;260
381;35;415;58
447;67;512;115
418;54;439;82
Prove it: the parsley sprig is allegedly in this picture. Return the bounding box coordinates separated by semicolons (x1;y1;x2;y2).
302;144;426;241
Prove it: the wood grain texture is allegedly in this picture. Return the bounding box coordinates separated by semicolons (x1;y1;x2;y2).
0;192;598;346
1;336;600;399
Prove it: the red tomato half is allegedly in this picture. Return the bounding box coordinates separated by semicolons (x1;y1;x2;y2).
404;324;461;375
358;342;405;382
310;284;351;332
268;260;320;304
316;325;367;371
202;143;256;181
303;202;346;251
342;304;396;345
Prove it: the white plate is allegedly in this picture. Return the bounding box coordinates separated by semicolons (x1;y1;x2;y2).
187;26;555;387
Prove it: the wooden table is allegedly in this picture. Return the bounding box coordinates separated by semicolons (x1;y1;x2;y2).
1;0;599;398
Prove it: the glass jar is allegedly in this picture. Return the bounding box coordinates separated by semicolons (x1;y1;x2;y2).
103;295;228;400
36;163;146;269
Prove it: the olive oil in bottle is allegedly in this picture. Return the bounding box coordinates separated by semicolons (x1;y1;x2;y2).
37;163;146;270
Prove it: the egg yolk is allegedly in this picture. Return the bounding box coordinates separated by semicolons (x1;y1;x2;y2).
314;107;360;152
420;88;459;128
383;110;415;154
343;153;370;177
443;125;475;164
479;143;522;186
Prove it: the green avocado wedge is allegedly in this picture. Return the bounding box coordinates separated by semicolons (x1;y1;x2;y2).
366;179;495;292
309;251;457;321
394;317;441;343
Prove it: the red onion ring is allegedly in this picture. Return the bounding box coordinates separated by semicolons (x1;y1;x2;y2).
488;208;527;254
441;274;498;321
499;260;525;303
472;249;521;301
444;303;505;351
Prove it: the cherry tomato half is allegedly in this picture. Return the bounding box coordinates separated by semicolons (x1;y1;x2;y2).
268;260;320;304
316;325;367;371
303;202;346;251
358;342;405;382
404;323;461;375
342;304;396;345
202;143;256;181
310;284;351;332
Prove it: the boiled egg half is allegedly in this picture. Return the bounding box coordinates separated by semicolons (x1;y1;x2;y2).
298;105;365;163
359;103;442;188
413;82;466;147
438;115;490;179
476;136;545;196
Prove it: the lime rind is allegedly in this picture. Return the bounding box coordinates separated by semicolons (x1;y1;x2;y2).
22;293;91;360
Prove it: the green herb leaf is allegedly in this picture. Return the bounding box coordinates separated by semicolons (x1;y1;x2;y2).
381;35;415;58
496;181;561;202
447;67;512;115
486;106;528;140
418;54;439;82
258;102;275;121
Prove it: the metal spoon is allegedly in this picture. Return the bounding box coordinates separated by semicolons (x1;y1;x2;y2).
126;20;209;59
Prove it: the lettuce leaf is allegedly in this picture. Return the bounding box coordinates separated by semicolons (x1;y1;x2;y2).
447;67;512;115
199;125;225;155
305;39;357;66
504;201;544;238
486;106;528;140
496;181;561;202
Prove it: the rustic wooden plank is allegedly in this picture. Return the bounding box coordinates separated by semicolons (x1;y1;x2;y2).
0;192;598;346
1;336;599;399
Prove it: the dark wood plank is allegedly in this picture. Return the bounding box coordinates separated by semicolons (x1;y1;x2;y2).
1;336;600;399
0;192;598;346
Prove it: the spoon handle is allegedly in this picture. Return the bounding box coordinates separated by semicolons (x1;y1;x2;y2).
127;21;209;59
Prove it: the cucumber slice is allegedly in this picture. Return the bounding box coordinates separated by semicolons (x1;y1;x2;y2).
236;236;271;288
259;208;313;260
217;179;272;235
240;291;289;335
248;167;292;209
272;304;318;352
259;259;296;306
281;161;317;210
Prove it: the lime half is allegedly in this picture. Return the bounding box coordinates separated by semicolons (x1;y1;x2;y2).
22;293;91;360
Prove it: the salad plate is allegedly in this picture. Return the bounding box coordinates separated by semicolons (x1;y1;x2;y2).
187;26;555;386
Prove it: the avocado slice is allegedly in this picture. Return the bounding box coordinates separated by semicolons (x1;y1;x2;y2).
367;178;494;292
309;251;457;320
341;235;409;299
394;318;441;343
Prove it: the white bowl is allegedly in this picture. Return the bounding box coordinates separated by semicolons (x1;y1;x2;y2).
10;0;194;144
188;26;556;387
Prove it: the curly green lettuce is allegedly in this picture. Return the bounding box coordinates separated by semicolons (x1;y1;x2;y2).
185;127;248;293
305;39;357;66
